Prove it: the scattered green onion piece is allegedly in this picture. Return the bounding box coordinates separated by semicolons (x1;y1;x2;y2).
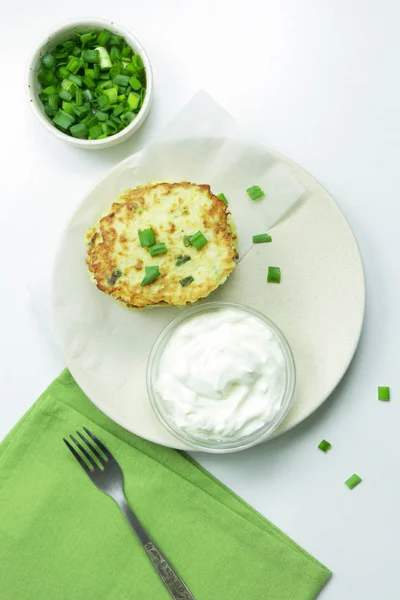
103;87;118;105
53;109;74;130
345;474;362;490
107;269;122;285
149;242;168;257
267;266;281;283
217;193;228;204
138;228;156;248
253;233;272;244
189;231;208;250
183;235;191;247
96;46;112;70
140;265;160;286
82;49;99;63
70;122;88;139
247;185;265;200
114;74;130;87
180;276;194;287
318;440;332;453
41;52;56;69
176;255;191;267
378;386;390;401
97;29;111;46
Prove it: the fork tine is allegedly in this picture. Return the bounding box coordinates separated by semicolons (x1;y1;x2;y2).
63;438;92;473
83;427;113;459
77;430;106;465
70;435;98;470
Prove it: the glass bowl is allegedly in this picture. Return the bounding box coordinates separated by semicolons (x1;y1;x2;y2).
147;302;296;453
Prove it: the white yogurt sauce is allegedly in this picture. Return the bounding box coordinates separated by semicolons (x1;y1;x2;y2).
154;307;288;441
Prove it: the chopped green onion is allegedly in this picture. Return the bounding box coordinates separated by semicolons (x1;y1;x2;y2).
79;31;96;46
267;266;281;283
96;46;112;70
217;193;228;205
53;109;74;130
41;85;58;96
189;231;208;250
75;88;83;106
38;69;55;85
127;92;140;110
82;49;99;63
107;269;122;285
253;233;272;244
129;75;142;90
149;242;168;257
61;79;77;94
131;54;144;71
41;52;56;69
247;185;265;200
180;276;194;287
183;235;191;247
122;44;133;58
318;440;332;453
97;29;111;46
89;124;104;140
82;75;96;89
345;474;362;490
122;111;135;123
378;386;390;401
140;265;160;286
66;57;82;74
138;228;156;248
57;66;70;80
83;88;93;102
70;123;88;139
48;95;59;111
110;46;122;62
114;74;130;86
109;34;123;46
68;73;82;87
103;87;118;105
113;103;126;117
61;101;75;117
73;104;90;118
95;110;109;122
176;255;191;267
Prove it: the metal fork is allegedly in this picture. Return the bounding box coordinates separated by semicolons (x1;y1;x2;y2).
64;427;195;600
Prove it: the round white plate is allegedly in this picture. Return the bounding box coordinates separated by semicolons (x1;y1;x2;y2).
52;139;365;449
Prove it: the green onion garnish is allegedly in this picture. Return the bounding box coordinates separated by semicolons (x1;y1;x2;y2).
140;265;160;286
189;231;208;250
180;276;194;287
35;29;147;140
217;193;228;205
267;266;281;283
345;474;362;490
247;185;265;200
138;228;156;248
378;386;390;401
176;255;191;267
183;235;191;247
107;269;122;285
149;242;168;257
318;440;332;453
253;233;272;244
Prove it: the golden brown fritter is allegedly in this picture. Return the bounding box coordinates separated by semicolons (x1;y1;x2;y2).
86;182;238;308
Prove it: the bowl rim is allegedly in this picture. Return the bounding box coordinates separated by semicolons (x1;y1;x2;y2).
26;18;153;148
146;301;297;453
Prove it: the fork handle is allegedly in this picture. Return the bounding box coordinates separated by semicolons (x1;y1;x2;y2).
119;499;195;600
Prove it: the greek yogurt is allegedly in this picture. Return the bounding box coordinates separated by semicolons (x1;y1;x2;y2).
153;306;289;441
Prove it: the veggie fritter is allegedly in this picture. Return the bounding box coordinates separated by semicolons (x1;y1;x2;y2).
86;182;238;307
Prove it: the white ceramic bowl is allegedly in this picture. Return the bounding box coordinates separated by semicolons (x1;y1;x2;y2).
26;19;153;149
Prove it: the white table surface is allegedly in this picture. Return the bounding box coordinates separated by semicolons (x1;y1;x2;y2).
2;2;399;598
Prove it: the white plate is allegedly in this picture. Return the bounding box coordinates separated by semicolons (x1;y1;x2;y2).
52;139;365;449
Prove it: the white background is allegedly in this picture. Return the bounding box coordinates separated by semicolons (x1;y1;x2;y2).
1;1;399;598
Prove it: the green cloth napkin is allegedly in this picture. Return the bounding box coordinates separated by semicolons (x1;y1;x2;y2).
0;370;331;599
